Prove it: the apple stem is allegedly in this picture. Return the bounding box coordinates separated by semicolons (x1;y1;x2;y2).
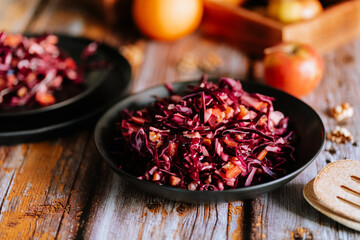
291;45;301;55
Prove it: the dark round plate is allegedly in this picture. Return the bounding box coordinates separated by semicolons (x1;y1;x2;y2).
0;37;131;145
94;80;325;203
0;34;114;118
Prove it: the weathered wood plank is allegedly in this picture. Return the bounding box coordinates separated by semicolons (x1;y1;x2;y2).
55;137;103;240
1;0;359;239
80;169;145;239
0;0;43;32
80;168;231;240
26;0;123;47
131;34;250;94
0;146;29;212
227;202;245;240
250;39;360;239
81;180;246;239
0;133;89;239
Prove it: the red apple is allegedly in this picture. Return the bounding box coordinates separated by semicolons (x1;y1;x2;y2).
263;42;324;98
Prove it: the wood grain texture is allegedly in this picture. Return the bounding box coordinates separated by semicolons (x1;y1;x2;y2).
0;0;43;32
0;133;90;239
130;33;250;94
0;146;29;212
82;171;232;240
0;0;360;239
27;0;109;40
55;136;102;240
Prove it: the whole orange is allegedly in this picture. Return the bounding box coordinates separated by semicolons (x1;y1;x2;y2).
132;0;203;41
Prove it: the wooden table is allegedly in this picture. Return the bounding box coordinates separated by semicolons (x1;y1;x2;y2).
0;0;360;239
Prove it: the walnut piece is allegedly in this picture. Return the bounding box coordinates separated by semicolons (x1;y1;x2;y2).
326;126;354;144
200;53;223;72
119;42;144;67
177;52;223;73
330;102;354;121
177;55;200;73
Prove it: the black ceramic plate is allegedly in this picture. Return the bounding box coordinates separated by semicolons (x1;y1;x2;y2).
94;80;325;203
0;34;113;117
0;38;131;145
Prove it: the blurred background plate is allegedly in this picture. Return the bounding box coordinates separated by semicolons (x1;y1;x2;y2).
0;34;119;118
0;35;131;145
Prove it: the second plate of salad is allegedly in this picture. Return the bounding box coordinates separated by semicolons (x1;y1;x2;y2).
0;33;125;118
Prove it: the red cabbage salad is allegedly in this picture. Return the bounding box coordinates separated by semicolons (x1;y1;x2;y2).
0;32;97;107
116;77;295;191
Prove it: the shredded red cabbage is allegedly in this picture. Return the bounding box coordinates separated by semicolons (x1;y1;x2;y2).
0;32;97;107
115;77;295;191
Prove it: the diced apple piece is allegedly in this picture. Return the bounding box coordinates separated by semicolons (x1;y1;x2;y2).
169;176;181;186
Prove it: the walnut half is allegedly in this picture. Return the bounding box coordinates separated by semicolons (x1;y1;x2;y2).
326;126;354;144
330;102;354;122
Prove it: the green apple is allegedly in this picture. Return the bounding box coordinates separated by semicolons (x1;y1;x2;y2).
267;0;323;24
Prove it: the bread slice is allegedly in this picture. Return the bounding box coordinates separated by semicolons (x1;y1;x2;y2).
314;159;360;223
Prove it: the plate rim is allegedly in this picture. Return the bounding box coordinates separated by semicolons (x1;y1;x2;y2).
0;34;123;118
0;37;132;144
94;79;325;201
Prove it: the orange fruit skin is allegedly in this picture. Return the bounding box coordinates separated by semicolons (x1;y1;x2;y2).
264;43;324;98
132;0;204;41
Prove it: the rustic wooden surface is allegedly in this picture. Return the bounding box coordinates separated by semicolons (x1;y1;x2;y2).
0;0;360;239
